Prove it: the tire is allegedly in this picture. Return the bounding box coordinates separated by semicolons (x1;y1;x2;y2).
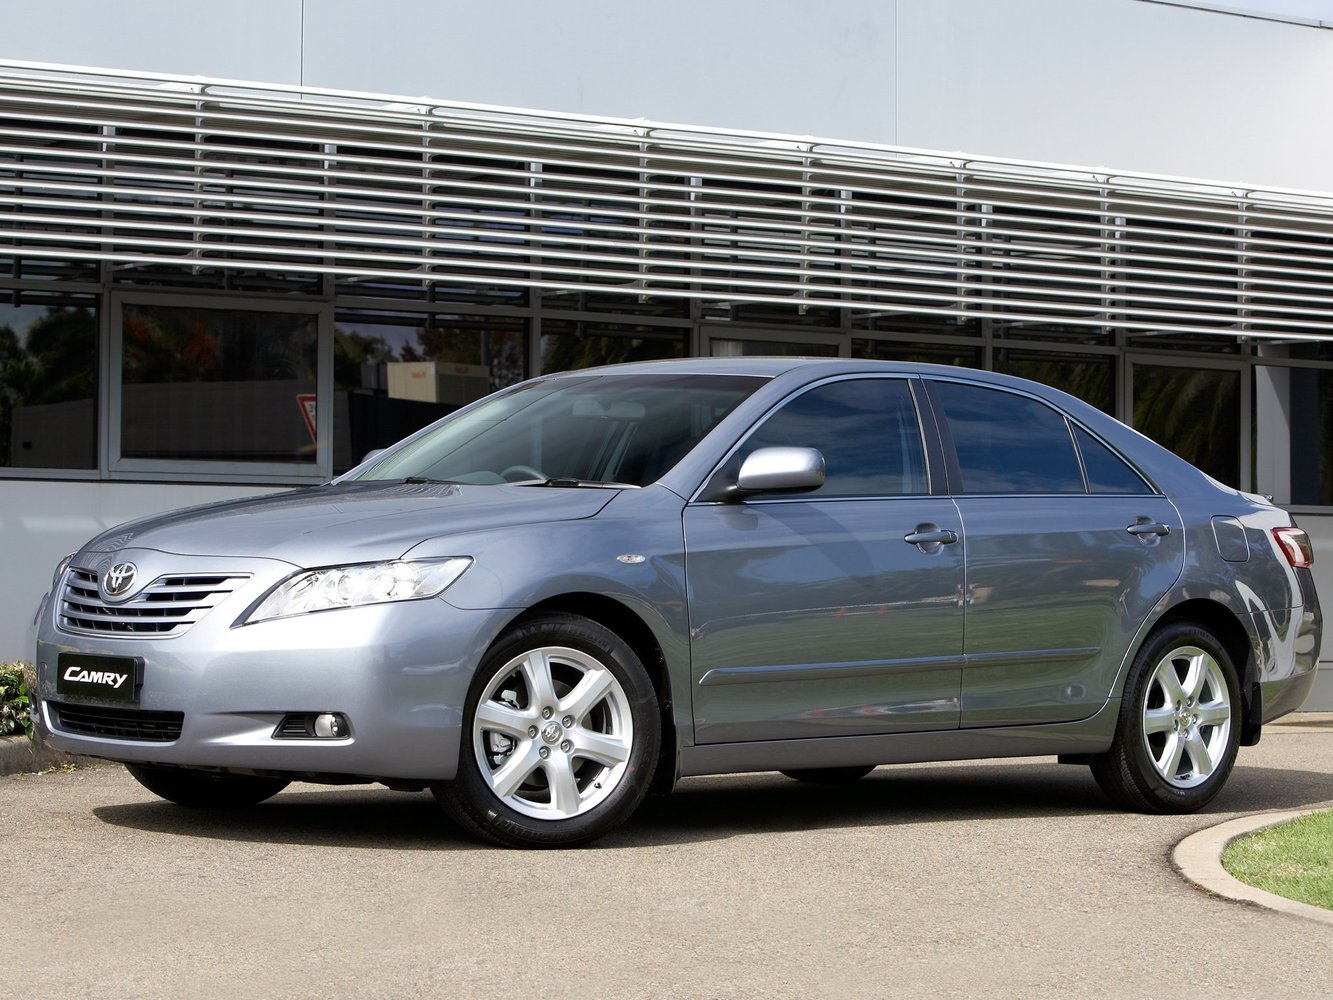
434;613;660;848
780;766;876;785
1091;621;1240;814
125;763;290;807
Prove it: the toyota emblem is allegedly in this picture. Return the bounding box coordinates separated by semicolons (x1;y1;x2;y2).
104;562;138;598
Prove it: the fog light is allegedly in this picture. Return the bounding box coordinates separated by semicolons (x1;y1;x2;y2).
313;713;349;739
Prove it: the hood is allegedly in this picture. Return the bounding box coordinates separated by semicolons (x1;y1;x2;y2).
78;481;620;566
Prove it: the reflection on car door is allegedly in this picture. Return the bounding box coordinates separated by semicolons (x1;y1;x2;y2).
685;377;965;744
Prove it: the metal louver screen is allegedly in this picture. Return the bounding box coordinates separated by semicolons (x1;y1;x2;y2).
3;60;1333;340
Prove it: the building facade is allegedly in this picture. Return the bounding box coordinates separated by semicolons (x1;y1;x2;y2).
3;0;1333;707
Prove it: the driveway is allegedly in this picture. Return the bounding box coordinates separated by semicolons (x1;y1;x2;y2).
4;717;1330;999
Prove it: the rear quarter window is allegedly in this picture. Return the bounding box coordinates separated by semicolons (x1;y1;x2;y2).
1074;425;1152;494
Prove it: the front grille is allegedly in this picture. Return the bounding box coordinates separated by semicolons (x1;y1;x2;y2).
51;702;184;742
58;568;250;637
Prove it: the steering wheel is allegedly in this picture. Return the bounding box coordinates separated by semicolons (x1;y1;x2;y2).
500;464;548;482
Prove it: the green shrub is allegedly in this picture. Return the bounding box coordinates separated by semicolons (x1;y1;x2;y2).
0;662;33;738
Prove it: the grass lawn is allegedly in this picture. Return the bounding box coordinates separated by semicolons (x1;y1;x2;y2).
1222;809;1333;911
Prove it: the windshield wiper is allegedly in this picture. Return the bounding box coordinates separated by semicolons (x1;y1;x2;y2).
524;478;639;489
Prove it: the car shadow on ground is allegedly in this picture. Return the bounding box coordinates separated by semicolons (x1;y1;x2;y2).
89;759;1333;852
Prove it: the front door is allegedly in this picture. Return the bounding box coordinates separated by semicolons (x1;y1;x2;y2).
684;376;965;744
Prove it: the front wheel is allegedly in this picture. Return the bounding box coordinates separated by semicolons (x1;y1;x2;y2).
434;613;660;848
125;763;290;807
1091;621;1240;814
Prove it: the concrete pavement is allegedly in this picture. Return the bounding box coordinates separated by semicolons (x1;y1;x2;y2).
3;716;1330;999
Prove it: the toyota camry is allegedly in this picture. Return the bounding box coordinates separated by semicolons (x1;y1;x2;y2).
32;359;1321;847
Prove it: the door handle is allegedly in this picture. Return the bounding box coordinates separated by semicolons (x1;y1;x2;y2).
1126;520;1172;537
904;526;959;546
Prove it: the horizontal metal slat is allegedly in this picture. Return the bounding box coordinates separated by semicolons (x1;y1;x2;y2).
4;60;1333;345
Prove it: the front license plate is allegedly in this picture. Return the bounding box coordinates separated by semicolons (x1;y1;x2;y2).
56;653;142;705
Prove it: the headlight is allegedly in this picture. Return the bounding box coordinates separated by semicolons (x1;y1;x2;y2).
51;552;75;590
243;557;472;623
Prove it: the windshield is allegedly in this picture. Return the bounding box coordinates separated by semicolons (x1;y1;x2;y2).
352;373;765;487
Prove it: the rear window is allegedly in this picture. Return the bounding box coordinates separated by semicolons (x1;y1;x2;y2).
932;381;1085;494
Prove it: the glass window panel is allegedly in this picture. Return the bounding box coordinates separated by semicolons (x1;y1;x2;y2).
992;348;1115;413
541;320;685;374
739;378;927;497
1132;363;1240;487
541;287;689;317
990;320;1113;347
1285;342;1333;364
119;303;317;464
852;337;982;369
849;315;980;339
933;382;1084;494
1074;426;1151;494
1125;330;1242;354
332;311;527;474
0;296;97;469
709;337;838;358
701;301;841;326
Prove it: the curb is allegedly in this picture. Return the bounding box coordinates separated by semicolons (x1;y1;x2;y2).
1173;801;1333;927
0;733;99;776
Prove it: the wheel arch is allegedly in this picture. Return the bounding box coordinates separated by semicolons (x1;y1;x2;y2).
508;592;680;793
1153;597;1260;745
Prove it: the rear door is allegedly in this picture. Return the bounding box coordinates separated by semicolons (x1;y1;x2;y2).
684;376;965;744
925;379;1185;727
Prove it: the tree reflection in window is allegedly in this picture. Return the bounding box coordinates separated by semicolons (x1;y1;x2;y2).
0;302;97;469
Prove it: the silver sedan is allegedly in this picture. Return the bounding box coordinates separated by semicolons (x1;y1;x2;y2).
33;359;1321;847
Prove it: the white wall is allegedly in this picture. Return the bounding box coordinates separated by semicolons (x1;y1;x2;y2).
0;0;303;82
0;481;277;663
301;0;899;143
894;0;1333;192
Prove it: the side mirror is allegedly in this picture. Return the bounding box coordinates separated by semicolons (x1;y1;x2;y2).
729;447;825;499
361;448;388;466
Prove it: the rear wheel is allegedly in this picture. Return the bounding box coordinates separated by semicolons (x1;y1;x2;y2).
434;613;660;848
125;763;290;807
780;766;875;785
1092;621;1240;813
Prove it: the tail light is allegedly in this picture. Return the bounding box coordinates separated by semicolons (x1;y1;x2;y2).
1273;527;1314;569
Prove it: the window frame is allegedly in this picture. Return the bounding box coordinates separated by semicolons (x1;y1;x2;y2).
107;290;334;484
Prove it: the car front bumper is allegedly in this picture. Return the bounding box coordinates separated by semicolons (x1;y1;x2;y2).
34;557;515;782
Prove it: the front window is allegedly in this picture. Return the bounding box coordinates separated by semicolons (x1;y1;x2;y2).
733;378;929;497
354;374;764;487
